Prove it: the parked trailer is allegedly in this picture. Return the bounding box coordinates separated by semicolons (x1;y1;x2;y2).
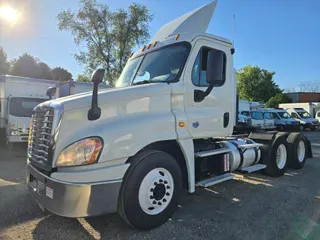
27;1;313;230
0;75;55;147
47;80;109;99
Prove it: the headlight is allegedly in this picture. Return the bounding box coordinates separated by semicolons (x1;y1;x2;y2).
56;137;103;167
10;130;19;136
300;121;306;124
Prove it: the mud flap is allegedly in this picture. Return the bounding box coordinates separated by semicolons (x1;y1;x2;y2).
306;138;313;158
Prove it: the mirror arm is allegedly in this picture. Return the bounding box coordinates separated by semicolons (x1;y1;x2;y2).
194;83;214;102
88;83;101;121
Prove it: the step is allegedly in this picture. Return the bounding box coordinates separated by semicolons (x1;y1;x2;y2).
195;148;231;158
237;143;264;149
239;164;266;173
197;173;235;188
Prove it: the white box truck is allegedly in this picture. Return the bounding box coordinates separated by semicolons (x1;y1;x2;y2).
0;75;55;147
47;80;109;99
27;1;313;230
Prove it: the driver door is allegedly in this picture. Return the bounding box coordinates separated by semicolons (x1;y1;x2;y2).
183;39;234;138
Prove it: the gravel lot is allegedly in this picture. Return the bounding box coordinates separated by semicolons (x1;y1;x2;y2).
0;132;319;240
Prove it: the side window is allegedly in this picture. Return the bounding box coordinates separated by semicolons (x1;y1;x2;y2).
291;112;298;118
191;47;227;87
317;112;320;117
273;113;280;119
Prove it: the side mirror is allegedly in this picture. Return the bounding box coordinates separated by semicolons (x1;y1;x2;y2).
88;68;105;121
206;50;225;85
91;68;105;84
46;87;56;99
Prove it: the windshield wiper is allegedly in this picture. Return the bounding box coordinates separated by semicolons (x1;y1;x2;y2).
132;80;165;86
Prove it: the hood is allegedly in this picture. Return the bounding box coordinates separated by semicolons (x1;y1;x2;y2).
286;118;298;123
300;118;317;123
43;83;171;111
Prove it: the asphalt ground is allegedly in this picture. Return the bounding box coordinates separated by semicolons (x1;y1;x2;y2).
0;132;319;240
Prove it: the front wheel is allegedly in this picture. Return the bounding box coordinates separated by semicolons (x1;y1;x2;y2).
118;150;182;230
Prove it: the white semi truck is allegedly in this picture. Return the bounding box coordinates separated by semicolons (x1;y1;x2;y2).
27;1;312;230
0;75;55;147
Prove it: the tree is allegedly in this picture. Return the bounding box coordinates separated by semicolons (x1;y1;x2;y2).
10;53;39;78
57;0;153;86
51;67;72;81
265;93;291;108
237;65;282;103
36;62;53;80
0;47;10;74
76;74;90;82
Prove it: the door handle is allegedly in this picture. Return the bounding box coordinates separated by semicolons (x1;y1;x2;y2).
223;112;229;128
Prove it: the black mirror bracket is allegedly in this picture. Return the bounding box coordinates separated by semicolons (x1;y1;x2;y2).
88;68;105;121
194;83;214;102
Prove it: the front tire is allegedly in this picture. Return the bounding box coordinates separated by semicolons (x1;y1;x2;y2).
118;150;182;230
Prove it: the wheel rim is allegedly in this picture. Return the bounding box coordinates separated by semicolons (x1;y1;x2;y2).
297;140;306;162
276;144;287;169
138;168;174;215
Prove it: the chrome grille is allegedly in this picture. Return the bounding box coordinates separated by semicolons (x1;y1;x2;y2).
28;107;54;168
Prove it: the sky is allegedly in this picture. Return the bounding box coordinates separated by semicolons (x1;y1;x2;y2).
0;0;319;90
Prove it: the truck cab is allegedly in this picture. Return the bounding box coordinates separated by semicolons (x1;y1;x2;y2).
286;108;319;131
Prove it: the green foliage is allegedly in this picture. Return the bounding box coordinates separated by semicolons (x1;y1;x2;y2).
10;53;43;78
265;93;291;108
51;67;72;81
0;47;10;74
237;65;282;103
76;74;90;82
9;53;72;80
57;0;153;86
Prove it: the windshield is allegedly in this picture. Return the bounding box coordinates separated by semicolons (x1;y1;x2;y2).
278;111;290;119
251;111;263;120
115;42;190;88
241;111;250;117
9;97;47;117
297;111;311;119
264;112;273;119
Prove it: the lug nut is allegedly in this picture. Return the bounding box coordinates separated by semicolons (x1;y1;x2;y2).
166;186;170;189
166;192;170;196
164;180;168;184
163;199;167;202
159;179;163;183
158;202;162;206
150;188;154;192
154;182;158;185
150;196;154;199
153;201;156;204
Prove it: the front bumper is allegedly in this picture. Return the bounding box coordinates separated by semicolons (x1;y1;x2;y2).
8;135;29;143
304;123;319;129
27;164;122;218
283;124;300;130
